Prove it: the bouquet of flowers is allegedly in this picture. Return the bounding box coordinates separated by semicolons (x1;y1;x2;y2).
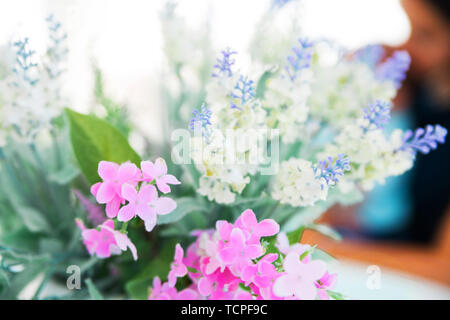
0;1;447;300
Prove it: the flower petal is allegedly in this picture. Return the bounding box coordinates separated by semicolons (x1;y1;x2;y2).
153;197;177;215
117;162;139;182
121;184;137;202
98;161;118;181
283;252;302;275
117;203;136;222
257;219;280;237
154;157;168;176
96;182;115;203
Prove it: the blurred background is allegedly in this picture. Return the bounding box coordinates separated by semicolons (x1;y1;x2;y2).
0;0;449;299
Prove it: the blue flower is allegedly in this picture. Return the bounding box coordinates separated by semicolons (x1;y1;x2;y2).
45;14;68;79
231;75;256;109
189;103;212;142
354;44;385;69
400;124;447;155
12;38;39;86
375;50;411;89
314;154;351;189
284;38;313;82
362;100;391;131
272;0;295;8
212;48;237;78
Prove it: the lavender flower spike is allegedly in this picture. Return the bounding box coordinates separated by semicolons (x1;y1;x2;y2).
314;154;351;188
212;48;237;78
285;38;314;82
400;124;447;155
354;44;385;69
12;38;39;86
231;75;256;108
362;100;391;131
189;103;212;142
375;50;411;89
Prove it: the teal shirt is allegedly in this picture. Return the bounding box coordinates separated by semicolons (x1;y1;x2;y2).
358;110;414;234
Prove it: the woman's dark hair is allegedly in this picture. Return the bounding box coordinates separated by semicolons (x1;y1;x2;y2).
427;0;450;21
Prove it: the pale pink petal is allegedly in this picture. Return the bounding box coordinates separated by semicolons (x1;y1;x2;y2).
205;259;220;275
162;174;180;185
258;261;275;275
121;184;137;202
317;290;330;300
229;228;246;247
257;219;280;237
175;264;188;277
273;274;296;297
117;162;139;182
262;253;278;264
117;203;136;222
98;161;118;181
304;260;327;280
136;203;152;221
140;160;158;180
103;219;115;230
283;252;302;275
90;182;101;197
294;280;317;300
156;179;170;194
240;209;257;229
153;197;177;215
177;289;197;300
96;182;115;203
198;277;212;297
114;231;138;261
245;244;263;259
241;265;257;283
105;196;121;218
174;244;184;262
154;157;168;176
143;213;157;232
138;184;158;203
216;220;232;241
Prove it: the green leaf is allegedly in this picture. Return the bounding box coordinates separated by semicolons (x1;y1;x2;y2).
85;278;104;300
14;205;51;234
305;224;342;241
48;164;79;185
327;290;346;300
287;226;305;245
65;108;140;184
157;197;208;225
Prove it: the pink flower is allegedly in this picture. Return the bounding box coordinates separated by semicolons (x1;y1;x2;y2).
276;232;311;258
91;161;141;218
117;183;176;232
273;252;326;300
75;219;137;261
315;271;337;300
218;228;263;273
168;244;188;287
241;253;278;288
235;209;280;243
141;158;180;194
149;277;197;300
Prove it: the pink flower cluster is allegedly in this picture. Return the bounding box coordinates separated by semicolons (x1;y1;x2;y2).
76;219;138;260
90;158;180;232
76;157;180;261
148;209;337;300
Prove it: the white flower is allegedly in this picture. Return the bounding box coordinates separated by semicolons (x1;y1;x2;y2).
271;158;328;207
